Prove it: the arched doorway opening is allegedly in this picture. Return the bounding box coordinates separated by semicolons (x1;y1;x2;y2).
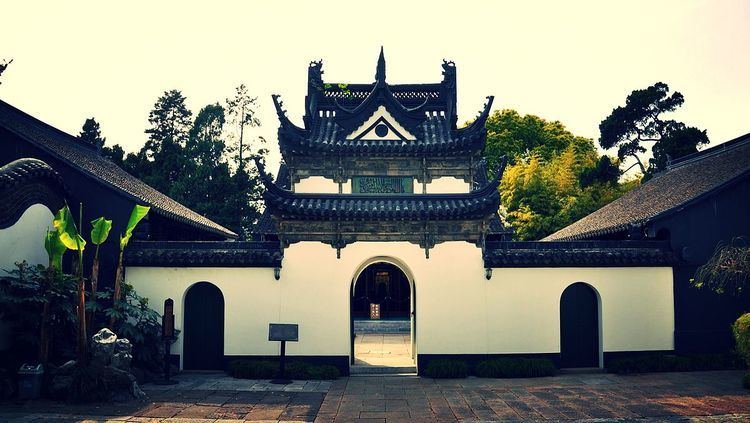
183;282;225;370
560;282;601;368
350;259;415;369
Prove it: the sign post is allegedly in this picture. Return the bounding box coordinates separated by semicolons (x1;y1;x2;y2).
156;298;178;385
268;323;299;385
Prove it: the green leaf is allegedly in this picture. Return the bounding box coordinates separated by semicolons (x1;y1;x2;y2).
120;204;150;250
53;206;86;252
44;229;67;270
90;216;112;245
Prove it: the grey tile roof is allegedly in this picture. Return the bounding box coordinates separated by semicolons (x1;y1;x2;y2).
484;241;676;267
275;95;491;157
545;133;750;241
124;241;282;267
0;100;237;239
255;158;503;222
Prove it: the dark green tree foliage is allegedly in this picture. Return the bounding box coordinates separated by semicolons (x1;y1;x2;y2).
99;89;265;238
692;237;750;296
484;109;589;167
78;118;106;150
579;156;621;187
139;90;193;198
225;84;261;170
599;82;709;176
650;126;709;173
178;104;236;230
485;109;634;240
0;58;12;85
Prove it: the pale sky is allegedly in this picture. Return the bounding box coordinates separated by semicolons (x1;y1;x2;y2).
2;0;749;170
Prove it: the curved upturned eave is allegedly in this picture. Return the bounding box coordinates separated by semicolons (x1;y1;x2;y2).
253;156;504;220
454;96;494;136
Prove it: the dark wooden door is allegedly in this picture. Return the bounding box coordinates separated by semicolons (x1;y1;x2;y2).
560;283;599;368
184;282;225;370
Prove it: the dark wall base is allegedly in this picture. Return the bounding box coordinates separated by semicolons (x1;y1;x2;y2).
602;350;674;368
418;351;678;375
223;355;351;376
417;353;561;376
172;354;350;376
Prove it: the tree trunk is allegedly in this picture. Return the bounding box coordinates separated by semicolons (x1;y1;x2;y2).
76;274;87;361
87;255;99;335
38;300;50;364
238;104;245;170
110;250;124;328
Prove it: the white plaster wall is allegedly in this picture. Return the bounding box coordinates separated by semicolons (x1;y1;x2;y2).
294;176;470;194
0;204;55;350
424;177;471;194
126;241;674;369
294;176;350;194
0;204;54;269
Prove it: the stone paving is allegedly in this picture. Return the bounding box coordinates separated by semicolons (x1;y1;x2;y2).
354;333;413;367
0;370;748;422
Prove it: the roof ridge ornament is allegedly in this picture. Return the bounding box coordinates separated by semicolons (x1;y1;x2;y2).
375;46;386;83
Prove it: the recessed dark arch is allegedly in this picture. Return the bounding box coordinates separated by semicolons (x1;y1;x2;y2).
183;281;225;370
560;282;600;368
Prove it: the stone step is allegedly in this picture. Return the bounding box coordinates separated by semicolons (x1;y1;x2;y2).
350;365;417;375
354;320;410;333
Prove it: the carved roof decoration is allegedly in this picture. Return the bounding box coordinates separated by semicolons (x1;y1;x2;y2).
0;100;237;239
545;132;750;241
275;48;493;157
254;156;506;222
0;158;65;229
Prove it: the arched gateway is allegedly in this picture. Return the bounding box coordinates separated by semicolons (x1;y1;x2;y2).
183;282;225;370
560;282;600;368
350;258;415;368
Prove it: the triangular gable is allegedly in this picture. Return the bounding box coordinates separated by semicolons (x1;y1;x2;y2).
346;105;417;141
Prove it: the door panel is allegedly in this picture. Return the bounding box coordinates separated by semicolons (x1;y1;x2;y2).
560;283;599;368
183;282;225;370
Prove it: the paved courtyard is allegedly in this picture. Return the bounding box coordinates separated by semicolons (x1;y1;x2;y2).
0;370;748;422
354;333;413;368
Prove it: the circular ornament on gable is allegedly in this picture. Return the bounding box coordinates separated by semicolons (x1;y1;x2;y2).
374;123;389;137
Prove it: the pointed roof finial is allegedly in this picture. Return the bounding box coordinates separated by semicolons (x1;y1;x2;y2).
375;46;386;83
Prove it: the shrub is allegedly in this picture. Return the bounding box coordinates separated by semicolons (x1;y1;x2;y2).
228;360;278;379
101;283;166;373
285;361;340;380
476;358;556;378
733;313;750;367
607;353;744;374
228;360;340;380
306;364;340;380
743;373;750;389
423;359;468;378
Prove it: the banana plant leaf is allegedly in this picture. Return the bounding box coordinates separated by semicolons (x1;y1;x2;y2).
90;216;112;245
53;206;86;252
44;229;67;270
119;204;150;250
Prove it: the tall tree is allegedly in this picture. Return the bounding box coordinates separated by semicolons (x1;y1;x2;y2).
599;82;709;175
140;90;193;197
0;58;12;85
225;84;261;171
78;117;106;150
179;104;233;223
